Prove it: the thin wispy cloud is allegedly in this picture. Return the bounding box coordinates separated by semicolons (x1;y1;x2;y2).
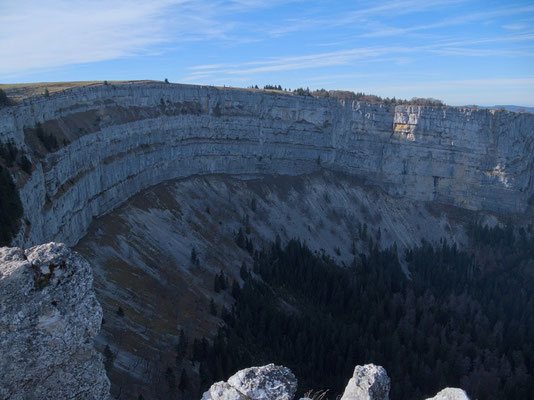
360;5;534;38
186;47;412;77
184;36;532;80
0;0;289;77
1;1;187;75
266;0;463;37
2;0;533;105
503;23;528;30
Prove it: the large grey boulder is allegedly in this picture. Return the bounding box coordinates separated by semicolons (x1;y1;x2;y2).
202;363;297;400
340;364;390;400
425;388;470;400
0;242;110;399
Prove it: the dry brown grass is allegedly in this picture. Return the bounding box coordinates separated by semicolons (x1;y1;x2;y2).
0;80;297;103
0;80;158;102
303;389;341;400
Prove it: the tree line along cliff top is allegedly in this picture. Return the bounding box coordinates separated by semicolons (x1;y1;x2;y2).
1;80;530;113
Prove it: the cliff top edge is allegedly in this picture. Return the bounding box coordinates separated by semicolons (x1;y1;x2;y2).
1;80;530;115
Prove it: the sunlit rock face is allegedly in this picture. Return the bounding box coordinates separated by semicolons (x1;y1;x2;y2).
201;363;469;400
1;83;533;247
340;364;390;400
201;364;297;400
0;242;110;400
425;388;470;400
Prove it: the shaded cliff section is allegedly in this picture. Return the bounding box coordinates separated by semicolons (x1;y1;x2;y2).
0;82;533;247
75;172;471;400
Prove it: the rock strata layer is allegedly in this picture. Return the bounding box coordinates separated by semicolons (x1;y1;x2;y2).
0;242;110;400
1;83;532;247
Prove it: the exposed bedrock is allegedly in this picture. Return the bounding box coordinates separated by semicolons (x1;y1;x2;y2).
201;364;297;400
340;364;390;400
1;83;533;247
0;242;110;399
202;363;469;400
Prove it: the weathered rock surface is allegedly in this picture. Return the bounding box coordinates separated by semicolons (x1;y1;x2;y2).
425;388;470;400
202;363;469;400
1;83;532;247
0;242;110;400
201;364;297;400
340;364;390;400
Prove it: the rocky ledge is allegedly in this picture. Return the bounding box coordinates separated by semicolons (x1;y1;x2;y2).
203;363;469;400
0;242;110;399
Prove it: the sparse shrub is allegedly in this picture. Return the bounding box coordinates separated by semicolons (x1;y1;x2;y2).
231;280;241;299
303;389;330;400
0;165;23;246
191;248;199;265
103;344;115;370
213;102;221;117
0;88;13;107
18;156;32;174
308;89;446;106
0;141;17;167
264;84;283;90
214;270;229;293
240;262;249;280
179;369;190;391
175;329;188;363
408;97;444;107
294;87;311;96
311;88;330;98
35;122;58;152
209;298;217;316
165;367;176;391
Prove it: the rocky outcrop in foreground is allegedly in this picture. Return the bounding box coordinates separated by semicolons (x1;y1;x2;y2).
425;388;470;400
201;364;297;400
340;364;390;400
203;363;469;400
0;242;110;399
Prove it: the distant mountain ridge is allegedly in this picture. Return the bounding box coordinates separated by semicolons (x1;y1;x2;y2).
492;105;534;113
466;104;534;113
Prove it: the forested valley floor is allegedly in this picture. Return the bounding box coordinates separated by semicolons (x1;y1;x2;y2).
175;222;534;400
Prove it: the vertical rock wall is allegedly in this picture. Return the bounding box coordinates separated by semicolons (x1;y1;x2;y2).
0;83;532;247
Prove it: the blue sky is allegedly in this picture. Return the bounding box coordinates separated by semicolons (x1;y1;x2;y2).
1;0;533;106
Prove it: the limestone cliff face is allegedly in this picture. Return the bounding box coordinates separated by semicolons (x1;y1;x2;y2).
1;83;533;246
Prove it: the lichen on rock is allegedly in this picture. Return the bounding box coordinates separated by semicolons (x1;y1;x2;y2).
202;364;297;400
0;242;110;399
425;388;470;400
201;363;470;400
340;364;390;400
